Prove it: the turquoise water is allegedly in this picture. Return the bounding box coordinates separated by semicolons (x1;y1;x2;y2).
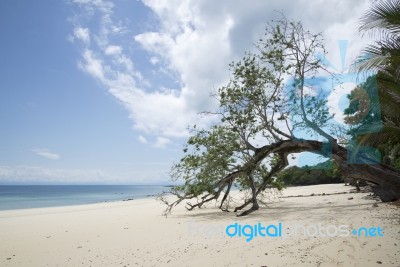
0;185;168;210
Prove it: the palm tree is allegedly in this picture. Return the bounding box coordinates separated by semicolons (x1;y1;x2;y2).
352;0;400;168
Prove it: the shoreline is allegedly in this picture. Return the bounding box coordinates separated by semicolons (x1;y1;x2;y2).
0;194;158;213
1;183;399;266
0;182;365;217
0;182;349;212
0;184;168;212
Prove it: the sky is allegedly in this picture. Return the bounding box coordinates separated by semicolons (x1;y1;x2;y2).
0;0;373;185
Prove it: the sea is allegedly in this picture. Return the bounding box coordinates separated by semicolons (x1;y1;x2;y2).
0;185;169;211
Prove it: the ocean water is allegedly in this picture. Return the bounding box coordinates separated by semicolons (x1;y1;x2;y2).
0;185;169;211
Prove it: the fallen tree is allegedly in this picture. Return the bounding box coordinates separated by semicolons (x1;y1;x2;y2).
158;17;400;216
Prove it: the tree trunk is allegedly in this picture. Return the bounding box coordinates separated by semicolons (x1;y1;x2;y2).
260;139;400;202
332;144;400;201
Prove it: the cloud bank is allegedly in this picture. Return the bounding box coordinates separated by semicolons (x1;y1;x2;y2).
69;0;371;148
0;165;104;184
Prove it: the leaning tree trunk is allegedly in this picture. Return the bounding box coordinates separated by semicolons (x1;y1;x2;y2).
160;138;400;217
267;139;400;202
332;145;400;201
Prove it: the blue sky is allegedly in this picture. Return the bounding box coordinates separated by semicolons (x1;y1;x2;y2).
0;0;372;184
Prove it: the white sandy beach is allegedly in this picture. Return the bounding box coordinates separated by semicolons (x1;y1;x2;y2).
0;184;399;267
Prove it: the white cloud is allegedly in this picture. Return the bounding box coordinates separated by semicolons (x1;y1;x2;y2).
105;45;122;56
327;82;357;123
71;0;213;144
149;56;159;65
32;148;60;160
138;135;148;144
70;0;372;149
73;27;90;45
133;5;234;111
152;137;171;149
79;49;106;82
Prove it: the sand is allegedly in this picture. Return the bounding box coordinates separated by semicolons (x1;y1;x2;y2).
0;183;399;267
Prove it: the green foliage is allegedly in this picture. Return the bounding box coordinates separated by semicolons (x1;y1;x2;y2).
346;0;400;170
172;125;242;197
163;17;338;216
277;160;342;186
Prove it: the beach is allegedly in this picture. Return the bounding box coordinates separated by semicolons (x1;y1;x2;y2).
0;184;399;267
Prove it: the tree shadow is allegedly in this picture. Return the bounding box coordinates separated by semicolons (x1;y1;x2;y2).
169;197;383;223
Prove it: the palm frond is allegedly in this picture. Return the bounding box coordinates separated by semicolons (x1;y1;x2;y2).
359;0;400;37
352;0;400;162
358;123;400;146
353;49;390;73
